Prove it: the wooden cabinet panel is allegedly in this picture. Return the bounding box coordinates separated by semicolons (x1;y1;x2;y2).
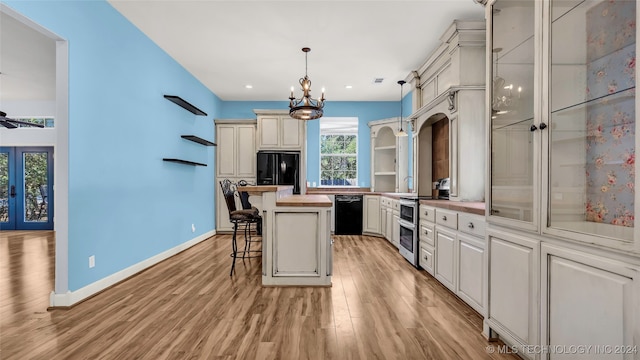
435;227;456;291
547;255;633;360
236;125;256;177
216;125;236;177
363;195;380;234
457;233;484;313
259;116;279;148
488;234;539;345
273;212;319;275
281;117;302;148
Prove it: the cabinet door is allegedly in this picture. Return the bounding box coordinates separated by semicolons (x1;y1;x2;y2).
386;210;393;243
435;227;456;291
216;125;237;177
363;195;380;234
457;233;484;314
543;248;635;360
236;125;256;177
392;212;400;248
489;0;538;230
380;206;387;238
487;231;539;348
259;116;279;148
280;117;302;148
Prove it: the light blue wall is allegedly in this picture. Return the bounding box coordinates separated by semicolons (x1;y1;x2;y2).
6;0;222;291
221;101;399;187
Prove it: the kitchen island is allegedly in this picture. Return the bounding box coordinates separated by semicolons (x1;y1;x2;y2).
240;185;333;286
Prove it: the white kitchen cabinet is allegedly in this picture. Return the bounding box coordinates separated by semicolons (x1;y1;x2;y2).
486;229;540;358
363;195;380;235
391;199;400;248
409;20;486;201
542;245;636;360
214;119;257;233
255;110;304;150
418;242;435;275
386;207;393;244
480;0;640;353
380;201;388;238
328;195;335;233
435;226;456;292
457;232;484;314
369;119;408;192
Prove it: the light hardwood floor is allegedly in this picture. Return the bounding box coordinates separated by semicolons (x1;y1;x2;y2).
1;231;517;360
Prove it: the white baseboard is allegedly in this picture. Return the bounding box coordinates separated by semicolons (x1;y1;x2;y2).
49;230;216;308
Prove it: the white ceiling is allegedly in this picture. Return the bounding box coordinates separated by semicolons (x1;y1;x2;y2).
0;10;56;101
1;1;486;104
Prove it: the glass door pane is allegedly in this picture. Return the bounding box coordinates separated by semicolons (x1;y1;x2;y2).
490;0;536;223
549;0;635;242
0;150;11;226
22;152;50;223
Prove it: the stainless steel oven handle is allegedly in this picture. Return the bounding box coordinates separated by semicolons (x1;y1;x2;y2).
398;218;415;230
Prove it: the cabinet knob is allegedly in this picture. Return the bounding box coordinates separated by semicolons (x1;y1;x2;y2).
424;229;429;235
423;254;428;260
442;215;447;221
530;124;538;132
424;211;428;216
539;122;548;130
468;222;474;229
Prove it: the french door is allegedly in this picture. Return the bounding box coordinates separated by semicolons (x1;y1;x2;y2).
0;147;53;230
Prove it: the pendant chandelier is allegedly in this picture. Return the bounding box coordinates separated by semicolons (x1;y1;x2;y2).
289;47;325;120
396;80;408;137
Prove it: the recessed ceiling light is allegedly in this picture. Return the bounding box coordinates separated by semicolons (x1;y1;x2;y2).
245;85;253;89
345;85;353;89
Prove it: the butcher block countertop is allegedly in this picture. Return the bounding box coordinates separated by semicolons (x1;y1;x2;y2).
277;195;333;207
240;185;294;193
419;199;485;216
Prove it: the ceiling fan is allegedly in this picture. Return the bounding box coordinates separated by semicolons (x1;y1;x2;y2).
0;111;45;129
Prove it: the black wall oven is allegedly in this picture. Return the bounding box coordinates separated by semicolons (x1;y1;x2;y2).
398;198;419;267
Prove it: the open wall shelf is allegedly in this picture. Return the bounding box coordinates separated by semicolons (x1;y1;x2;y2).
181;135;216;146
164;95;207;116
163;158;207;166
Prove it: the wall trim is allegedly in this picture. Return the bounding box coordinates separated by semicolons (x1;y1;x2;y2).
49;230;216;308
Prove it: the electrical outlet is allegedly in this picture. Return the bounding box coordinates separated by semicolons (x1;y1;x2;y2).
89;255;95;268
191;224;196;233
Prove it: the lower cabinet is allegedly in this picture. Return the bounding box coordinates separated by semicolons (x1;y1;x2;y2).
392;207;400;248
485;229;540;359
418;242;435;275
457;233;484;314
541;244;636;360
435;227;457;292
363;195;380;234
380;204;387;238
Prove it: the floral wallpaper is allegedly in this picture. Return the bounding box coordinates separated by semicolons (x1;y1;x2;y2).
585;0;635;227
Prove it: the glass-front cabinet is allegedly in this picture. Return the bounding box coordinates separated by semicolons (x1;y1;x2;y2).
489;0;638;250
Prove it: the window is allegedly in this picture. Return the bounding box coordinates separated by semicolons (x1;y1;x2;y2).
320;117;358;186
13;117;55;128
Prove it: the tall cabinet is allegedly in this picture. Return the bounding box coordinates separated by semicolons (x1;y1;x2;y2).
483;1;639;358
369;118;409;193
214;119;257;232
254;109;307;194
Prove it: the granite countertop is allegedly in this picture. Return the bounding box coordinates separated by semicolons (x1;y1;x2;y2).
277;194;333;207
419;199;485;216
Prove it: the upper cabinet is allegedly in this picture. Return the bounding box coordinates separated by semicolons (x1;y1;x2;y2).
215;119;257;179
369;118;409;192
487;0;638;250
408;20;486;201
255;110;305;150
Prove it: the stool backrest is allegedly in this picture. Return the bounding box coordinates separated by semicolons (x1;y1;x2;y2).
219;179;238;215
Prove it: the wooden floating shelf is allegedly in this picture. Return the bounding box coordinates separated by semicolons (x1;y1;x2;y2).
164;95;207;116
181;135;217;146
163;158;207;166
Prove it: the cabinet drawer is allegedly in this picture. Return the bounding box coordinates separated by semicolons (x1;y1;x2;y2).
381;197;391;207
418;242;434;275
418;223;435;246
435;209;458;230
392;199;400;211
458;213;486;238
419;205;435;223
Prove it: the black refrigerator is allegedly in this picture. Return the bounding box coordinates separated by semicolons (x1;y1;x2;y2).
256;151;300;194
